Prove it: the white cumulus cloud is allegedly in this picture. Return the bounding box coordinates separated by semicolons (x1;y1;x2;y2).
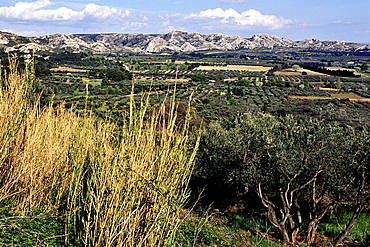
188;8;292;30
82;3;130;20
0;0;132;21
0;0;81;21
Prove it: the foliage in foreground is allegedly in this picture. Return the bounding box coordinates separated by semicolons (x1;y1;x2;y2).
195;113;370;246
0;57;199;246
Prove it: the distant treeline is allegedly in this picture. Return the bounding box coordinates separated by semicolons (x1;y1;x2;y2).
268;62;361;77
302;65;360;77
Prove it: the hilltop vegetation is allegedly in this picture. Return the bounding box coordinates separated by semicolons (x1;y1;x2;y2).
0;47;370;246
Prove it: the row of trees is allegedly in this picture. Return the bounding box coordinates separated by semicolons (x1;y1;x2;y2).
194;113;370;245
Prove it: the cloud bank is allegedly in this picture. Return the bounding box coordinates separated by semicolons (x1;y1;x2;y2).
0;0;147;32
187;8;292;30
0;0;132;21
0;1;293;35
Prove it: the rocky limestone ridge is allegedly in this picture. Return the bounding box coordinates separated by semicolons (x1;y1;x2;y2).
0;30;369;54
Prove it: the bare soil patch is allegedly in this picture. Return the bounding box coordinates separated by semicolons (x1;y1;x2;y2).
50;66;89;73
163;78;190;82
318;87;341;92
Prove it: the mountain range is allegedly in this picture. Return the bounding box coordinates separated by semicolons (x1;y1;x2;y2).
0;30;369;54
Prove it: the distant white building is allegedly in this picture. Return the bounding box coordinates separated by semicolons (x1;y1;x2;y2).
224;78;237;83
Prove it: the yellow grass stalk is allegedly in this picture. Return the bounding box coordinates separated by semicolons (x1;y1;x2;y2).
0;56;34;203
67;93;199;246
0;57;199;246
9;105;79;211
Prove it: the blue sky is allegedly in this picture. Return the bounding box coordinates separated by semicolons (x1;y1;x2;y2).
0;0;369;43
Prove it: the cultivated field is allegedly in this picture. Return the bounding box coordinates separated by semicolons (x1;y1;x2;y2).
163;78;190;82
288;92;370;102
195;65;273;71
50;66;89;73
318;87;341;91
275;68;330;76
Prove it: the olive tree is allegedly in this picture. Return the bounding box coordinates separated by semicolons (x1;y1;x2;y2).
244;115;358;244
196;113;366;245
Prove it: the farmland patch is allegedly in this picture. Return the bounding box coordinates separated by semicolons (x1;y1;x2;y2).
195;65;273;71
50;66;89;73
288;92;370;102
275;69;330;76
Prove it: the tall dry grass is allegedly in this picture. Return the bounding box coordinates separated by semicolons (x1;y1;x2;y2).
0;56;35;203
0;57;199;246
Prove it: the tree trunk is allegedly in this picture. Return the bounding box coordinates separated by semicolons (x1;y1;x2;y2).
306;218;319;245
279;222;290;243
290;200;303;244
289;215;300;244
265;204;291;243
257;185;292;243
334;205;363;246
